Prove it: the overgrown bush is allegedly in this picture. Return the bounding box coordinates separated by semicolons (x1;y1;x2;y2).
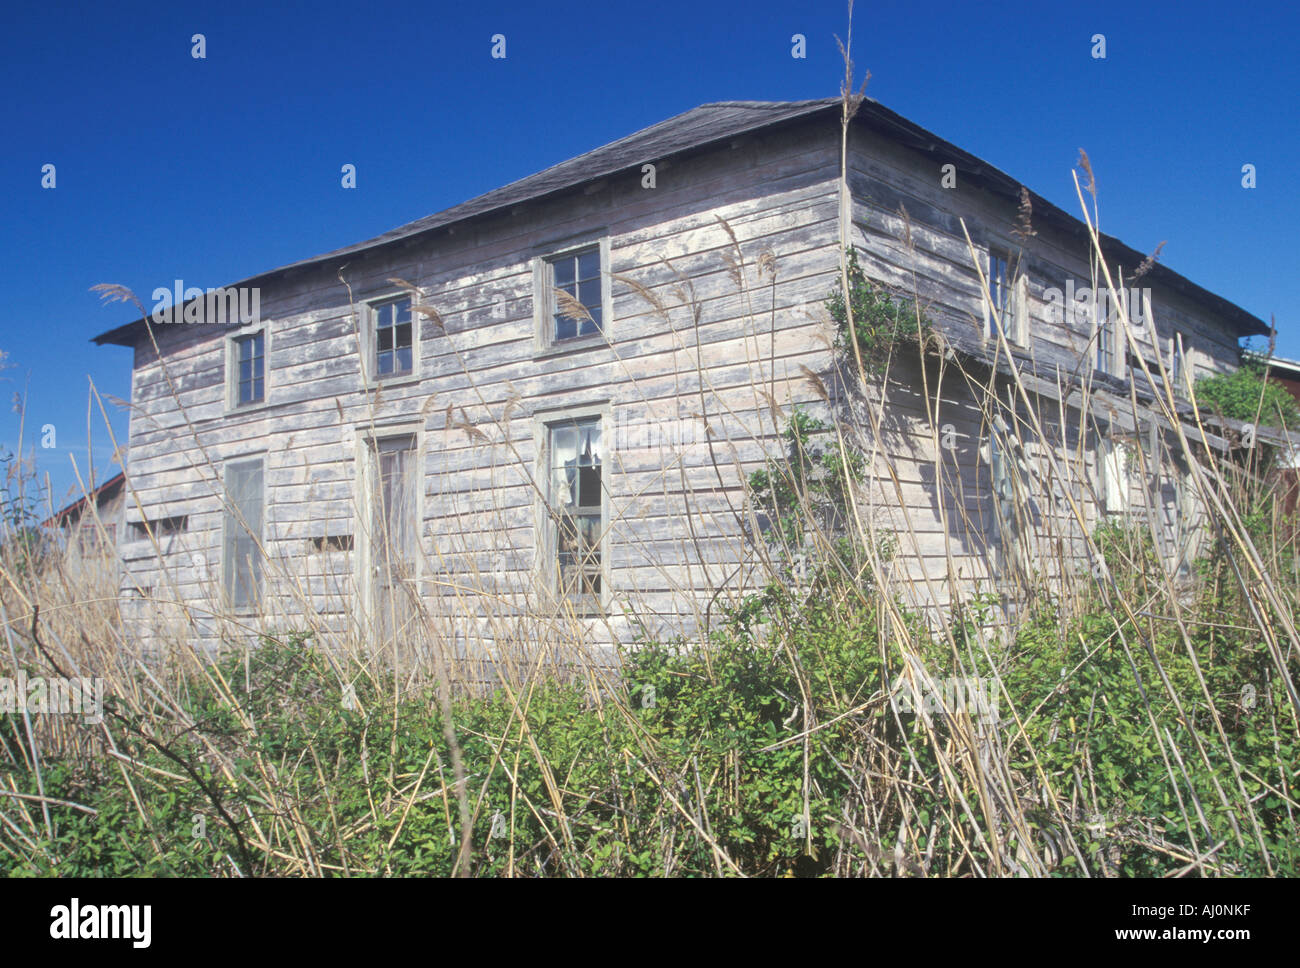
1194;360;1300;429
6;533;1296;878
827;246;931;377
745;408;870;577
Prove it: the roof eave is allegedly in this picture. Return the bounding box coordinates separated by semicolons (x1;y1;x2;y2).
41;471;126;528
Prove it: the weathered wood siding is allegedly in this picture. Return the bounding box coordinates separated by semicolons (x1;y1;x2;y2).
114;112;1247;648
843;126;1240;613
118;118;847;651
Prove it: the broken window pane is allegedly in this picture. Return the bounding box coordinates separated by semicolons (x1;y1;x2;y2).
549;417;602;607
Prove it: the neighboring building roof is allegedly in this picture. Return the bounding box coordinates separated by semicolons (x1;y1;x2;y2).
1244;350;1300;378
91;98;1270;347
1243;351;1300;412
42;471;126;529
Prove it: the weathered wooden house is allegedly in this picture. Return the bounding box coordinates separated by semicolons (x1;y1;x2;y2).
92;98;1267;656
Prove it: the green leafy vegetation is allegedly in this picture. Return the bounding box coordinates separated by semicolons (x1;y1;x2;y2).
1194;360;1300;429
827;247;931;377
6;536;1294;878
745;408;869;571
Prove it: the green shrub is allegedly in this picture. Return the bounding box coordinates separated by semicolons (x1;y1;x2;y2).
827;247;931;377
4;558;1296;878
1194;361;1300;429
1004;597;1298;876
746;408;866;557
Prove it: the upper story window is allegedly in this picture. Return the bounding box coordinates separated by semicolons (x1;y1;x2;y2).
233;332;265;405
985;249;1027;346
225;326;269;411
1096;303;1118;376
1169;335;1188;397
550;248;602;341
371;295;413;379
534;239;610;351
990;252;1010;317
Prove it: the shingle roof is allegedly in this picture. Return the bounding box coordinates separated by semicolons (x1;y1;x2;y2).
92;97;1269;345
286;100;844;271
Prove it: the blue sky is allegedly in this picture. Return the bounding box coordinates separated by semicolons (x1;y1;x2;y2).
2;0;1296;511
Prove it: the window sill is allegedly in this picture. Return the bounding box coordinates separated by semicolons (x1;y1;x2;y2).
563;607;606;620
225;399;273;417
534;335;609;362
364;372;421;391
984;332;1030;352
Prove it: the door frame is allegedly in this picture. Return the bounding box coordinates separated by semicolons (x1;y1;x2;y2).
353;421;425;642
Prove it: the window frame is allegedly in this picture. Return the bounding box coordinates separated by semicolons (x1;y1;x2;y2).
1168;333;1188;398
130;514;188;540
534;403;611;615
224;322;271;412
533;237;613;355
1094;291;1123;377
984;246;1029;348
363;292;419;387
221;455;266;615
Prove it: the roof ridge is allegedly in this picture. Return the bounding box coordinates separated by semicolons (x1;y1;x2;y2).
496;102;712;183
697;98;839;108
492;100;837;192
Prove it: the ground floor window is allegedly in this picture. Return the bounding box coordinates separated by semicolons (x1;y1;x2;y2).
223;458;264;611
545;416;604;610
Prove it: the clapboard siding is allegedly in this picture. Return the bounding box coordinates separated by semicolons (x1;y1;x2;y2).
118;116;843;650
846;127;1240;380
111;105;1250;651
